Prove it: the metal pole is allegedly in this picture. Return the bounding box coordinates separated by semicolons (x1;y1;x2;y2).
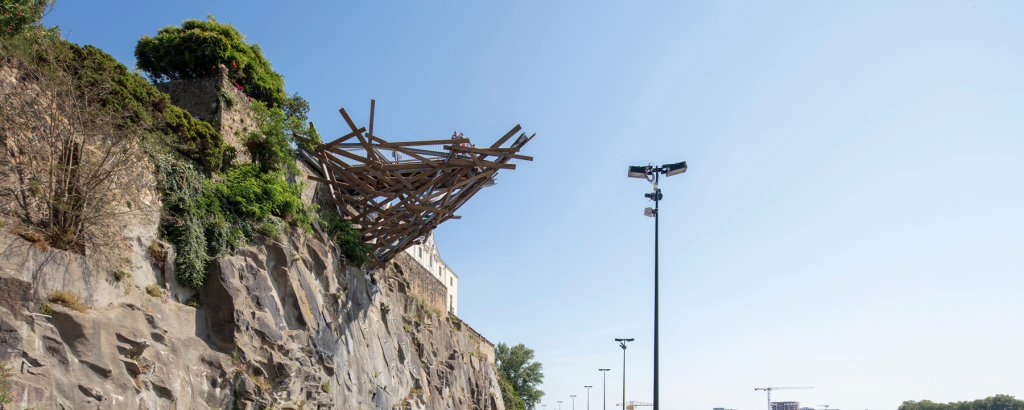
622;347;626;410
585;386;592;410
599;369;610;410
654;171;660;410
572;395;576;410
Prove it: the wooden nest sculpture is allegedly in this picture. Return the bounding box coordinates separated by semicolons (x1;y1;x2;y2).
296;100;535;267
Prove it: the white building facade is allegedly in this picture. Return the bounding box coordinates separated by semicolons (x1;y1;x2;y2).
404;232;458;315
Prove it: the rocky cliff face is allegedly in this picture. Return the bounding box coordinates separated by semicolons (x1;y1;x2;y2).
0;223;504;410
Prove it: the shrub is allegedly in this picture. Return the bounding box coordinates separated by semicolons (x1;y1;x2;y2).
39;303;53;315
243;100;295;174
321;381;330;393
47;289;88;312
161;105;231;172
148;242;167;269
259;218;282;239
145;284;162;297
57;42;171;129
216;163;311;229
0;0;52;40
114;270;132;282
134;15;287;108
185;294;201;308
322;214;369;267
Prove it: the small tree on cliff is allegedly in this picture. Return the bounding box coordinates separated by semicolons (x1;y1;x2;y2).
495;343;545;410
134;15;287;108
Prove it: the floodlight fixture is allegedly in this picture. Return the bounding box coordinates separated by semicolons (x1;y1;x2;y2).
663;161;688;177
644;207;656;218
627;166;649;179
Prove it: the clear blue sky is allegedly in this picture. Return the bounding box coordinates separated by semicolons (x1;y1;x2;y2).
46;1;1024;409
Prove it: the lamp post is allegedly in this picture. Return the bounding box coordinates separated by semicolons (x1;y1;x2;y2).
559;401;563;410
599;369;610;410
585;386;593;410
627;161;687;410
572;395;577;410
615;338;634;410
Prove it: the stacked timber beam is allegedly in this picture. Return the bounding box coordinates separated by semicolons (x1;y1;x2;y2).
296;100;535;267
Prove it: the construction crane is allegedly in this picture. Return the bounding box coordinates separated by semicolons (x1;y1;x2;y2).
616;401;653;410
753;387;814;410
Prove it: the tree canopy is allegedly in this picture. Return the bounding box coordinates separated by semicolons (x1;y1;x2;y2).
495;343;545;410
135;15;287;108
899;395;1024;410
0;0;52;39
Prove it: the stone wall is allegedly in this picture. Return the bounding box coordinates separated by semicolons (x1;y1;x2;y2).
463;319;496;365
393;251;448;315
155;68;256;160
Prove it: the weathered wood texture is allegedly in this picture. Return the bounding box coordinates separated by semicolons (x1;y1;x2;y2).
299;101;535;267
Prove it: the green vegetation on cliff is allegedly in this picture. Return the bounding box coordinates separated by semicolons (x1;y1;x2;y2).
322;214;370;268
3;10;356;291
135;15;287;108
0;0;53;39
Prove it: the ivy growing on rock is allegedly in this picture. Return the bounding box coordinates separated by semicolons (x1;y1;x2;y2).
155;153;314;289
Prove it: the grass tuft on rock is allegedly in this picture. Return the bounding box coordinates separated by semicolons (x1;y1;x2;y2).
47;289;89;312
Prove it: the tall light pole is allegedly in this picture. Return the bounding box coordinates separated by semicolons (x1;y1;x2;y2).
599;369;610;410
571;395;577;410
615;338;634;410
627;161;687;410
585;386;593;410
559;401;563;410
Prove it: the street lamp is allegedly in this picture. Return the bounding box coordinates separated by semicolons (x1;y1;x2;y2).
559;401;563;410
626;160;687;410
615;338;634;410
585;386;593;410
599;369;610;410
571;395;577;410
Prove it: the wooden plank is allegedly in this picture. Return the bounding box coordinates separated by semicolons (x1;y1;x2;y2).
490;124;522;148
324;127;367;147
407;204;455;215
324;146;374;166
378;139;469;148
454;169;496;189
369;99;375;139
449;158;516;170
367;134;441;168
444;145;533;161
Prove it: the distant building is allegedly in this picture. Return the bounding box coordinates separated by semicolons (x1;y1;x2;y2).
714;407;738;410
800;407;815;410
772;402;800;410
403;232;458;315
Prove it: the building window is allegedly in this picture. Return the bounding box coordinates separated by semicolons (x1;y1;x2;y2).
450;295;453;313
450;278;453;286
